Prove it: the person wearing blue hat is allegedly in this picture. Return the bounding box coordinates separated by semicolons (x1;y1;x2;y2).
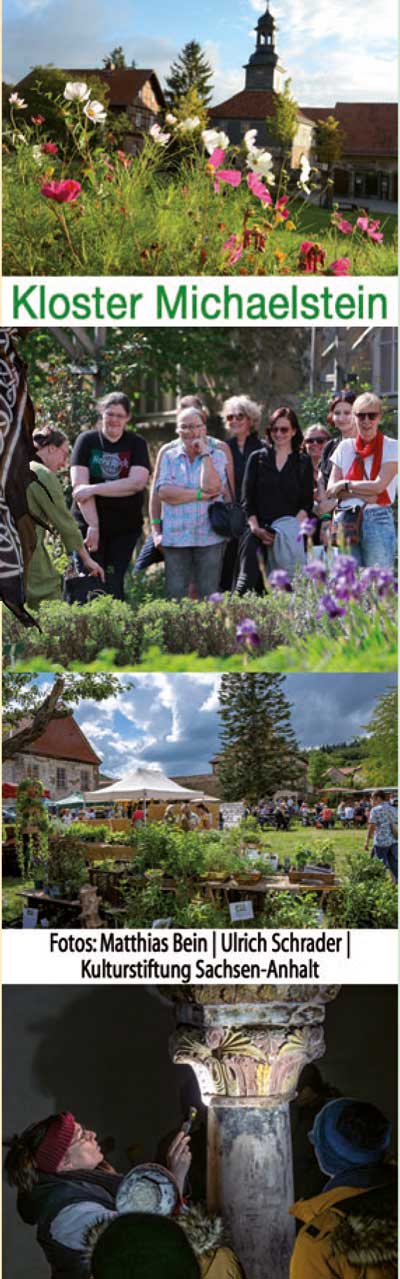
289;1098;396;1277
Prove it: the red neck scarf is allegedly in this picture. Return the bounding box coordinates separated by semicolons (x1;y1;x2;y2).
345;430;390;505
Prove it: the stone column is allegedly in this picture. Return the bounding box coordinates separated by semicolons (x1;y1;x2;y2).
169;985;339;1279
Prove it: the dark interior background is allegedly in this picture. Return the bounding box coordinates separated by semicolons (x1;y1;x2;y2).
3;984;397;1279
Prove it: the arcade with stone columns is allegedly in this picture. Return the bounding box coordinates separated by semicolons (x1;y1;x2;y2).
167;984;339;1279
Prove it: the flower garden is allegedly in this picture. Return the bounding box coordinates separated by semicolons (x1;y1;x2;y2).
3;813;397;931
3;86;397;276
3;553;397;674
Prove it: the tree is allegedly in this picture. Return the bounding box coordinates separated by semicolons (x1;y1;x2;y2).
165;41;213;108
103;47;127;69
307;749;333;796
2;673;132;759
266;79;299;181
217;675;301;803
363;689;397;786
314;115;344;206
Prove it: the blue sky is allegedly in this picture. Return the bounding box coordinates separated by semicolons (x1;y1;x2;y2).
5;0;397;104
34;673;396;779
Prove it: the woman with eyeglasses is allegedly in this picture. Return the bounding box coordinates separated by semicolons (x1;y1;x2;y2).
25;426;105;609
70;392;150;599
236;406;314;593
310;392;358;542
327;392;397;566
302;423;332;543
220;395;263;589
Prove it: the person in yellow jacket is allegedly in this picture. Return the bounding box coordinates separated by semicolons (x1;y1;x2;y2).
26;426;104;609
289;1098;396;1279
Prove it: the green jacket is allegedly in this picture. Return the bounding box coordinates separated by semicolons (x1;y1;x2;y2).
26;462;84;608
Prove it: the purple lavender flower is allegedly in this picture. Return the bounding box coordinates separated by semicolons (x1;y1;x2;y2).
236;618;261;648
209;592;224;603
376;569;396;597
297;517;317;540
317;593;346;619
304;560;327;582
269;569;292;591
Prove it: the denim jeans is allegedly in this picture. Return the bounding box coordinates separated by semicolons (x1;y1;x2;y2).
346;507;396;568
163;542;225;600
373;843;398;881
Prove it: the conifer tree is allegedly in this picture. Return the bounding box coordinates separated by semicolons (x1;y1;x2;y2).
217;674;301;803
165;41;213;108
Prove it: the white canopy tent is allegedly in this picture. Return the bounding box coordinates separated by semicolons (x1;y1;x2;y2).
84;765;216;820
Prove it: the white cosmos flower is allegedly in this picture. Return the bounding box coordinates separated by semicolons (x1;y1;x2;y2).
177;116;201;132
298;153;311;193
32;144;44;164
9;93;27;109
244;128;258;152
64;81;90;102
247;148;275;184
165;113;177;125
84;99;107;124
202;127;229;154
149;122;171;145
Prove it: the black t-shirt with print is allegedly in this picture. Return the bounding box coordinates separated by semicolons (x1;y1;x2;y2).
71;428;150;537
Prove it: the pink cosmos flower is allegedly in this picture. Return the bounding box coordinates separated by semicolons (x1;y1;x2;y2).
31;115;45;125
247;171;272;204
223;234;243;265
41;142;58;155
327;257;351;275
275;195;289;219
337;218;353;234
41;179;81;203
213;168;241;193
356;215;384;243
208;147;226;170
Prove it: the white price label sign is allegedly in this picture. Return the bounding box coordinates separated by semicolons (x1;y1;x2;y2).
229;900;255;922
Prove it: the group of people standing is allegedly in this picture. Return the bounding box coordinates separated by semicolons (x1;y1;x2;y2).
25;386;397;610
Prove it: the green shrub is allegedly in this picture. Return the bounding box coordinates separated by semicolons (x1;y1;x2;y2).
137;595;284;657
259;891;322;928
325;850;397;928
3;596;141;667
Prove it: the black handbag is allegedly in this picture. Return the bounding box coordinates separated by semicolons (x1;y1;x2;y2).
208;477;246;540
63;571;106;606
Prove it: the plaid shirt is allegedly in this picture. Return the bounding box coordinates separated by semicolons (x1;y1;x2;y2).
156;443;227;546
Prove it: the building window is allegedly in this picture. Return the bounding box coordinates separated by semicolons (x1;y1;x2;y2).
56;767;67;790
80;770;90;790
26;763;40;779
375;330;398;397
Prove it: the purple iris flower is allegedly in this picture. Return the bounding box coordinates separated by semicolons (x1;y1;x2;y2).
236;618;261;648
305;560;327;582
269;569;292;591
376;569;396;596
330;554;357;578
209;592;224;603
297;517;317;540
359;567;380;589
317;593;346;619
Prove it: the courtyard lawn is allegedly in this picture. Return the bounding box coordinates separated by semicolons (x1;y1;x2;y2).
2;877;34;925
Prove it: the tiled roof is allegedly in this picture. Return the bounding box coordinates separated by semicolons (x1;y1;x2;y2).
210;90;312;124
17;67;165;109
301;102;397;156
21;715;102;765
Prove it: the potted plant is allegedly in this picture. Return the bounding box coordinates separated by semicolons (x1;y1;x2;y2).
47;836;88;897
15;778;49;880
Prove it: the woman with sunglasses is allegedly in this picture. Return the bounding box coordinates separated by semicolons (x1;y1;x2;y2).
312;392;358;542
220;395;263;588
236;406;314;592
327;392;397;566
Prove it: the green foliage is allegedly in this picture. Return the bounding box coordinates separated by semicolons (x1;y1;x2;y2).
307;749;333;795
218;674;303;803
3;670;128;732
325;850;397;928
4;596;141;667
5;67;110;145
266;80;299;156
314;116;345;170
103;47;127;69
15;778;49;877
47;835;89;893
65;822;111;843
259;891;322;928
165;41;213;108
137;594;284;657
362;688;397;786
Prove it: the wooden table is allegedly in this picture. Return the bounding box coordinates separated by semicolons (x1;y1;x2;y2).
198;875;340;913
18;889;81;924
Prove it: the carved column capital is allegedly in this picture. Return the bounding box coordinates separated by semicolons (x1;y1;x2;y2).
169;985;339;1105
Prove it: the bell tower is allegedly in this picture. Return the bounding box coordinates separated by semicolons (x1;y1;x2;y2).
244;2;283;92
